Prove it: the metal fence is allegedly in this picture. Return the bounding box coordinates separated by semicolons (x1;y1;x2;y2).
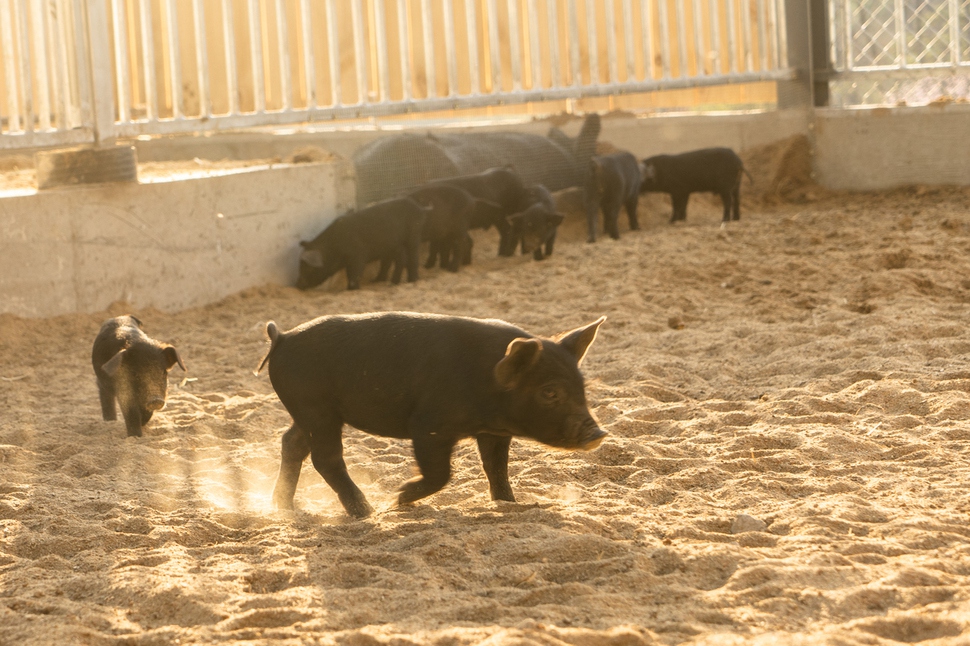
828;0;970;105
0;0;793;151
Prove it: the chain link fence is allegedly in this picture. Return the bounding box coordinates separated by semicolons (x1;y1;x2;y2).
828;0;970;106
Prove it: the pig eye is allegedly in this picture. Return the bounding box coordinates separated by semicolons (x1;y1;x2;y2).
540;387;561;403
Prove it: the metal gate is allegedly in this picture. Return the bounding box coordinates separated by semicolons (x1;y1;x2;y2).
1;0;793;151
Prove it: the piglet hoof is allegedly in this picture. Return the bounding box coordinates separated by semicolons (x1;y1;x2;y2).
345;499;374;519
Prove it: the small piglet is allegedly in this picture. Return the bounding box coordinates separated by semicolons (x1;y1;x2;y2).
408;184;504;271
585;151;642;242
428;167;527;257
639;147;752;223
296;197;429;291
92;315;185;437
508;185;564;260
257;311;607;518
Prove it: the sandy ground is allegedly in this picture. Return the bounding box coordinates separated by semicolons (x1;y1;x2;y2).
3;142;970;645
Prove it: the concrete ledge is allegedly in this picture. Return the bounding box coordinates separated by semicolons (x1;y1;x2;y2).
0;160;354;318
814;103;970;190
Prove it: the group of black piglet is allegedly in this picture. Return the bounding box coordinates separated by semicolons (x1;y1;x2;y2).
92;310;608;519
296;144;751;292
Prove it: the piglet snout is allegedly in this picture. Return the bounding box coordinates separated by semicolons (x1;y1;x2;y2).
146;398;166;412
579;427;608;451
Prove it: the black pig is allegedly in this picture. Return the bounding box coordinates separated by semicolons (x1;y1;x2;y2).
639;147;753;223
408;184;504;271
585;152;642;242
508;185;564;260
296;197;429;291
92;315;185;437
257;312;607;518
427;167;526;257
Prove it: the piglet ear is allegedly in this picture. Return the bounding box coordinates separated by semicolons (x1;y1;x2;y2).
641;162;655;180
102;349;126;377
300;248;324;268
555;316;606;365
163;346;186;372
494;338;543;389
299;240;309;248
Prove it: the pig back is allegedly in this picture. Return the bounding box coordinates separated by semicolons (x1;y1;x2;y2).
266;312;530;438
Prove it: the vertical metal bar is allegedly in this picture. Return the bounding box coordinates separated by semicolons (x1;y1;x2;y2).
222;0;239;114
57;0;78;127
640;0;655;79
0;0;20;132
110;0;130;123
709;0;721;74
756;0;767;70
604;0;617;83
949;0;960;66
741;0;753;71
192;0;210;117
324;0;338;106
548;0;560;87
568;0;581;84
15;0;33;132
164;0;182;117
443;0;458;95
138;0;157;120
657;0;671;78
692;0;704;74
487;0;501;91
302;0;316;108
30;0;50;130
585;0;598;83
71;0;92;131
351;0;367;103
767;0;778;68
527;0;540;88
893;0;905;67
828;0;841;71
44;0;61;127
275;0;291;109
622;0;635;81
507;0;522;90
422;0;436;97
844;0;852;70
726;0;737;72
399;0;413;100
466;0;480;93
86;0;116;141
674;0;688;76
776;0;787;68
374;0;389;101
247;0;264;111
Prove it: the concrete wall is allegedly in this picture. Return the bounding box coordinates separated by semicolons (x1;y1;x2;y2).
813;103;970;190
4;103;970;318
0;160;355;318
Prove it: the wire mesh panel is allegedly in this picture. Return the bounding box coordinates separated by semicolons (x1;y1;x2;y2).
829;0;970;105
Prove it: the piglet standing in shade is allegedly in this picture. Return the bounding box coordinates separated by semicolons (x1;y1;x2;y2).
92;315;185;437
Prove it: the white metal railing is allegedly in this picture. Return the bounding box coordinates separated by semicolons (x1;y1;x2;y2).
0;0;93;149
0;0;793;151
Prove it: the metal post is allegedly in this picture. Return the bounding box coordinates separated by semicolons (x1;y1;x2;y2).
422;0;435;97
302;0;317;108
138;0;157;120
466;0;480;93
585;0;597;83
275;0;291;110
487;0;501;91
528;0;541;89
222;0;239;114
325;0;339;106
399;0;413;101
443;0;457;95
15;0;33;132
374;0;389;101
351;0;367;103
193;0;211;117
623;0;635;81
508;0;522;90
548;0;560;87
86;0;116;142
777;0;828;108
0;0;21;132
110;0;130;123
163;0;182;118
568;0;581;85
247;0;264;112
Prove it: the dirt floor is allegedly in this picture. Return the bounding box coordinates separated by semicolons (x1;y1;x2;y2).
3;140;970;645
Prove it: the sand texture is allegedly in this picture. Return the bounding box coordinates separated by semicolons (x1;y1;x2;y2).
3;139;970;645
